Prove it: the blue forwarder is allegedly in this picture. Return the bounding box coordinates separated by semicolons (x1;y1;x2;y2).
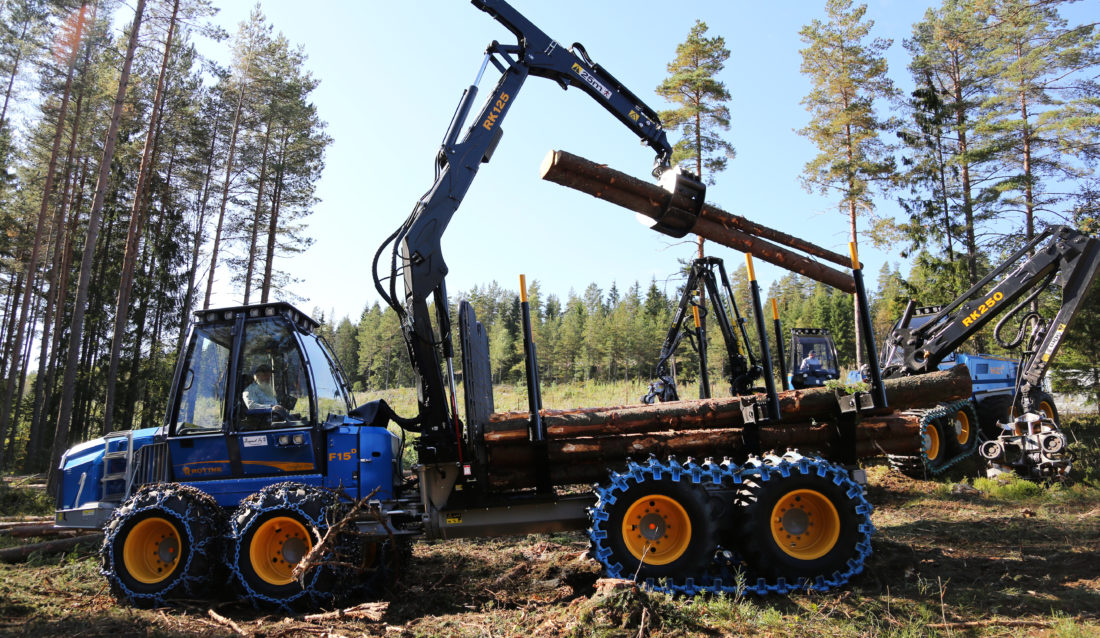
56;0;891;612
56;303;403;609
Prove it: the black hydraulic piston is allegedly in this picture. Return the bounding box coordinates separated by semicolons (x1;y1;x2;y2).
519;275;552;494
772;299;790;391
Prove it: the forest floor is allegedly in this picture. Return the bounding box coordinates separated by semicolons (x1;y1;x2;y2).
1;417;1098;637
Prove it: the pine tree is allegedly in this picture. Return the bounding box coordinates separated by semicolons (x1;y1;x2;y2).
979;0;1100;244
798;0;898;365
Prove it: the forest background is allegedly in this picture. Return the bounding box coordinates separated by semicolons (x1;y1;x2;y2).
0;0;1097;478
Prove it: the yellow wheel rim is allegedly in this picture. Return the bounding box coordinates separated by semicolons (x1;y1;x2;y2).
953;409;972;446
769;489;841;561
620;494;693;566
250;516;312;586
1038;401;1055;420
122;517;181;584
924;423;942;461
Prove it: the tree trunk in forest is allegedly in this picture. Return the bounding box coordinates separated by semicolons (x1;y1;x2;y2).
178;113;221;351
0;5;87;471
0;12;31;128
103;0;178;433
204;81;247;310
261;130;289;303
47;0;146;496
243;120;272;305
27;45;94;471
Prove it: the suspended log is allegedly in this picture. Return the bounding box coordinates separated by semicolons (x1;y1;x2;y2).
539;150;857;293
483;366;971;443
0;533;103;563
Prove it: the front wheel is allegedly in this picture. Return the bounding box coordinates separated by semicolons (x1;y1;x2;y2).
589;459;721;592
101;483;225;607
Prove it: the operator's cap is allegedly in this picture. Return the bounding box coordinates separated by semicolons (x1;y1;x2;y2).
254;363;273;374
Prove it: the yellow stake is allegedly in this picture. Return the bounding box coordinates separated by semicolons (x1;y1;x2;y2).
519;274;528;302
771;297;779;321
848;242;860;270
745;253;757;282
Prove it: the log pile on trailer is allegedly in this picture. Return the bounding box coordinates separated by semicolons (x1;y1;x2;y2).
481;367;971;489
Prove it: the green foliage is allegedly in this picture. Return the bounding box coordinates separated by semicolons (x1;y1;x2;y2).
655;20;735;183
798;0;898;243
0;481;52;516
971;474;1045;500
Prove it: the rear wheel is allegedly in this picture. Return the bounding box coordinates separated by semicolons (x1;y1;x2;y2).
227;483;383;610
734;459;873;590
101;483;225;607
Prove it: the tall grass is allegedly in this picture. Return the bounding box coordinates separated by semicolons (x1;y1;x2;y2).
354;378;735;418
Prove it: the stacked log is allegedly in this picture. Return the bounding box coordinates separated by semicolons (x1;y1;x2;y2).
482;366;970;489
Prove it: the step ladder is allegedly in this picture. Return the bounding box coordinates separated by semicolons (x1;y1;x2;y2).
101;431;134;503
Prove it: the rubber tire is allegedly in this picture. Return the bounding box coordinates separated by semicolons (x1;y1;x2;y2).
976;394;1014;440
735;464;865;584
101;483;225;608
602;476;720;584
227;482;380;610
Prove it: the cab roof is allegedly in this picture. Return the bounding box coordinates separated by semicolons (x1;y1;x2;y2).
192;302;320;332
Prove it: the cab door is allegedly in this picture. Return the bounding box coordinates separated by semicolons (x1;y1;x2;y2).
167;323;234;480
229;316;319;478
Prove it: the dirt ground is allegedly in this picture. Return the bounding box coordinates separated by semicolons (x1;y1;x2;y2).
1;459;1098;638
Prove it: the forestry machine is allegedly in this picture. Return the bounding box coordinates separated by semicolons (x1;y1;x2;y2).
54;0;876;610
875;225;1100;479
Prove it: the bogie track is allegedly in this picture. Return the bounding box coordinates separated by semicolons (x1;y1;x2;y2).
588;453;874;595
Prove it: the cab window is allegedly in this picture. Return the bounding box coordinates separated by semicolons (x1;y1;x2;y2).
174;324;234;435
301;335;351;425
238;317;311;430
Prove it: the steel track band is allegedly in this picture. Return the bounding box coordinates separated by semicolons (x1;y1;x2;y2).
587;455;875;596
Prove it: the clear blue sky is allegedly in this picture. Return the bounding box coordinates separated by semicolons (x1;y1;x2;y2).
201;1;977;322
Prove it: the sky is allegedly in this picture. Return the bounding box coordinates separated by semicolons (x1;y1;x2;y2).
198;0;985;323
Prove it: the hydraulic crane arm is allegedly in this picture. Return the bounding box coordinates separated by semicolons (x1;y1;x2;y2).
883;226;1100;405
372;0;702;463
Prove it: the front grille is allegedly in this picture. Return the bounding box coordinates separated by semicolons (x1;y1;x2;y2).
132;442;170;487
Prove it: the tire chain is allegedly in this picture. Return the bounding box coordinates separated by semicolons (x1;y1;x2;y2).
101;483;224;607
587;454;874;596
889;400;979;478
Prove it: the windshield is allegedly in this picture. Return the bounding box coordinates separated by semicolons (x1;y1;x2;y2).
791;335;838;373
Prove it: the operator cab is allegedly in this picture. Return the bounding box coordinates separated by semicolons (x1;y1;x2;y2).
789;328;840;389
166;303;356;502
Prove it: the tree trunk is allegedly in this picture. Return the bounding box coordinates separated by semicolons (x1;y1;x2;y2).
204;80;247;309
243;119;272;305
0;4;87;471
103;0;178;433
484;365;971;442
261;130;289;302
47;0;146;496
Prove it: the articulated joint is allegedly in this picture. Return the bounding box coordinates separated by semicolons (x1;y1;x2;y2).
652;166;705;238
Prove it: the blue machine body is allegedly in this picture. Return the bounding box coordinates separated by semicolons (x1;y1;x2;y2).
55;303;400;528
